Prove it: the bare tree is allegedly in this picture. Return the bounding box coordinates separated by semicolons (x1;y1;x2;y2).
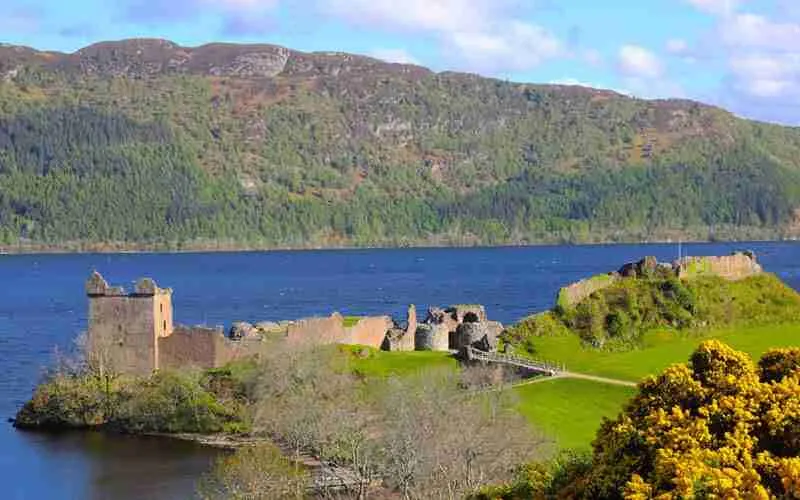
246;345;551;499
252;344;377;497
74;330;122;419
376;369;551;500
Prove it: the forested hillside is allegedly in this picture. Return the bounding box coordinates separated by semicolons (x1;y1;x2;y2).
2;38;800;250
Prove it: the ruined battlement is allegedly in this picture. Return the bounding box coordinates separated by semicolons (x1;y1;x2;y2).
85;271;172;298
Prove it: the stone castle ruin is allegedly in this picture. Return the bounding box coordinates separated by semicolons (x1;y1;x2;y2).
556;251;763;309
87;272;503;376
86;272;265;376
385;304;503;355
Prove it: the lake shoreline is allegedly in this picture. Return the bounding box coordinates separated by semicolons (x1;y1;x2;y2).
0;236;790;256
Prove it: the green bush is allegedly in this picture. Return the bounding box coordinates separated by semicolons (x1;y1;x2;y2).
14;373;110;429
113;371;239;434
16;364;253;434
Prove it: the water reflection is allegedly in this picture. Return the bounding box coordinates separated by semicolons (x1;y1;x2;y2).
12;429;222;500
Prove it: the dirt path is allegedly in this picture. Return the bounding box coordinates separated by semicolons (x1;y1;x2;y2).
507;372;637;389
560;372;637;387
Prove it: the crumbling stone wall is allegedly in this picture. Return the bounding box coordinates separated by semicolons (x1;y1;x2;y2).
455;320;503;353
345;316;393;347
160;326;266;370
286;313;346;346
159;326;219;370
676;252;762;281
286;312;391;349
446;304;487;323
382;305;417;352
557;273;619;310
214;337;267;367
415;324;449;351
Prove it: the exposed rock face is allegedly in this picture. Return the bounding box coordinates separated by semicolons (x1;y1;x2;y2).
207;49;290;77
6;38;431;81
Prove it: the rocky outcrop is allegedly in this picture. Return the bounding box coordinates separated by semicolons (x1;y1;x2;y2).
8;38;431;81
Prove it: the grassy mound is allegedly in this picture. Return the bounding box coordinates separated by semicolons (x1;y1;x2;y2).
505;273;800;353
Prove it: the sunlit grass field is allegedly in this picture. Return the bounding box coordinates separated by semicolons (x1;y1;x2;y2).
529;322;800;382
515;378;636;450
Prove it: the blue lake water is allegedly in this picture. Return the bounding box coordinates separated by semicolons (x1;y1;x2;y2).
2;243;800;499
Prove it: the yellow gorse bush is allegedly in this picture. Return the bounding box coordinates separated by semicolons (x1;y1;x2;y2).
574;340;800;499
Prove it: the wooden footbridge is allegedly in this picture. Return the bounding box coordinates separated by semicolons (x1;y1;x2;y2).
464;346;637;387
464;346;565;376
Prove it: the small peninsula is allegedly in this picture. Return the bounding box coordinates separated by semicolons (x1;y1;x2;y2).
13;251;800;498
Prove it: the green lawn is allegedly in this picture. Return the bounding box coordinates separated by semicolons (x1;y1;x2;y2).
515;378;636;450
530;322;800;382
342;346;459;378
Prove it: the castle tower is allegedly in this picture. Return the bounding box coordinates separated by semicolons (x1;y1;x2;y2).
86;271;173;376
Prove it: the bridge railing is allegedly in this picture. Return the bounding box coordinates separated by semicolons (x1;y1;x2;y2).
465;347;566;375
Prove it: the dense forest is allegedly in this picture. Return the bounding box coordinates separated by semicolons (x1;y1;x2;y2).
2;39;800;250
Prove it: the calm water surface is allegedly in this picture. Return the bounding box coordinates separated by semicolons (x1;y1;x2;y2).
2;243;800;499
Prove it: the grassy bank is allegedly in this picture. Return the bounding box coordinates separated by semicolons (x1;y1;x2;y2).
342;346;459;378
515;379;636;450
528;322;800;381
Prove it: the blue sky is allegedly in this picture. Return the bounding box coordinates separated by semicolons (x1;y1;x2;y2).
3;0;800;124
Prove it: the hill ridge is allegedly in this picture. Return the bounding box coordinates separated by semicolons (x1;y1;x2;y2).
0;38;799;250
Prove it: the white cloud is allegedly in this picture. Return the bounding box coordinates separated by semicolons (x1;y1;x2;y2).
211;0;279;9
322;0;563;73
623;77;686;99
618;45;663;79
582;48;604;66
447;21;562;72
666;38;689;54
549;78;631;95
369;48;420;65
720;14;800;51
613;45;683;100
323;0;492;35
701;10;800;120
684;0;744;16
728;53;800;98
